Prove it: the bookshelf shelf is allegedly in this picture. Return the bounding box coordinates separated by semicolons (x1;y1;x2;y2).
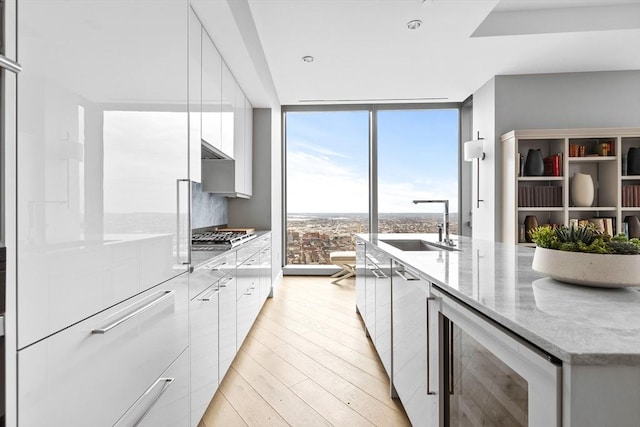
518;176;563;181
501;127;640;244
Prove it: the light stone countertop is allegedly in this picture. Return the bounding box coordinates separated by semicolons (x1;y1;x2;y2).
357;233;640;365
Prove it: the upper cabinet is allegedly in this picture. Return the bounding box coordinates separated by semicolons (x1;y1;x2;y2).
201;30;224;158
501;128;640;245
189;8;252;197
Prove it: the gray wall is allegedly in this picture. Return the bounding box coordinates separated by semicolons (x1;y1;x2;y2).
473;70;640;241
228;108;272;230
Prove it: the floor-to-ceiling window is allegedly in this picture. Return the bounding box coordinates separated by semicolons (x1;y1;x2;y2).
284;105;459;268
377;108;459;233
285;109;369;266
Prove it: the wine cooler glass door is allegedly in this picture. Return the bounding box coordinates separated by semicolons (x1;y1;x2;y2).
435;289;561;427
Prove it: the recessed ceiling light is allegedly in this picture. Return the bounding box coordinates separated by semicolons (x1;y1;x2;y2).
302;55;315;63
407;19;422;30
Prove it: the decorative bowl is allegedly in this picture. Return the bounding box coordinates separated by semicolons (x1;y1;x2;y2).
532;247;640;288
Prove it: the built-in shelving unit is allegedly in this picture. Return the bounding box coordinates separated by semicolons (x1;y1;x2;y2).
501;127;640;245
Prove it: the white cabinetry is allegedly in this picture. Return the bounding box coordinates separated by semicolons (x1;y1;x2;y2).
190;283;219;424
236;254;260;348
218;273;237;383
392;260;437;427
501;128;640;244
366;245;392;379
18;274;189;427
17;0;190;349
189;7;203;182
355;240;366;319
201;30;224;157
118;349;190;427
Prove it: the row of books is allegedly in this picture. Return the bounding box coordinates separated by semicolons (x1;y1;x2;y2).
622;185;640;207
518;186;562;207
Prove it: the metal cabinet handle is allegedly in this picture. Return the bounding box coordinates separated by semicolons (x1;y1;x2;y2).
207;261;227;271
365;254;380;264
449;322;454;395
396;268;418;281
114;377;174;427
176;179;191;266
426;296;436;396
245;259;256;265
198;287;219;301
371;269;387;279
0;55;22;73
218;276;234;287
91;290;174;334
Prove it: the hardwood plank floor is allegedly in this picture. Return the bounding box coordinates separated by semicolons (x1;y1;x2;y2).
200;276;411;427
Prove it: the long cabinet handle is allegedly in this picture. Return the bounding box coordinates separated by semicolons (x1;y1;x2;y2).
396;269;418;281
92;290;174;334
114;377;174;427
0;55;22;73
218;276;234;288
176;179;191;266
371;269;387;279
197;287;219;302
206;261;227;271
426;297;436;396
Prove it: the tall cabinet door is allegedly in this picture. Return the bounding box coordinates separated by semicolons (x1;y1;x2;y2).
189;6;202;183
201;30;222;155
17;0;190;349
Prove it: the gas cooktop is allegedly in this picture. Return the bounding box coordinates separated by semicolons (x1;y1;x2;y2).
191;231;257;250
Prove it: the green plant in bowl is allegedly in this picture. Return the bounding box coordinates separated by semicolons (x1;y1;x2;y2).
529;224;640;255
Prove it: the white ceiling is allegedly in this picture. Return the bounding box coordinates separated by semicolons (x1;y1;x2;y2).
241;0;640;105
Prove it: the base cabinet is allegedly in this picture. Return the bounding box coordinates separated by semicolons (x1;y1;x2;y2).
18;274;189;427
368;247;392;379
391;261;437;427
117;349;190;427
218;274;237;382
189;283;219;424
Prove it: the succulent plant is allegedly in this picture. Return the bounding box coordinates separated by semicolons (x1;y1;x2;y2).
530;225;640;255
554;224;598;245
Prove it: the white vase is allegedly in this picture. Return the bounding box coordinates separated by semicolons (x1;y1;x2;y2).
570;172;594;207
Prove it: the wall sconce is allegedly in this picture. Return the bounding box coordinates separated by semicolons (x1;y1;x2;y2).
464;132;485;208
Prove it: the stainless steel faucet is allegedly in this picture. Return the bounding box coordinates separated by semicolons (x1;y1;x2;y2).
412;199;454;246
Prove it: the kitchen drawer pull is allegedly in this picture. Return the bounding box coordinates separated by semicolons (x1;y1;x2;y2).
396;268;418;281
371;269;387;279
198;287;219;301
365;254;380;264
0;55;22;73
426;297;436;396
207;261;227;271
246;259;256;265
91;290;174;334
218;276;234;287
114;377;174;427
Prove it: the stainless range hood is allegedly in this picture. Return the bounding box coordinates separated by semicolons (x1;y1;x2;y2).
201;139;231;160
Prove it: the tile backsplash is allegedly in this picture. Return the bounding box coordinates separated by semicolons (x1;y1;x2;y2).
192;181;227;229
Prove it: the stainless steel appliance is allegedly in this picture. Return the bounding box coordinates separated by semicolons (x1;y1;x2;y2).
191;230;257;251
430;286;562;427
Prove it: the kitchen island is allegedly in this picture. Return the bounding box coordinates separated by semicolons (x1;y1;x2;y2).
356;233;640;427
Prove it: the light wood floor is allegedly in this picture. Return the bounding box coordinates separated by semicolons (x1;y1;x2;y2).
199;276;411;427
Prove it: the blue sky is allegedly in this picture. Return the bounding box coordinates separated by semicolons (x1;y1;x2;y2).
286;108;459;213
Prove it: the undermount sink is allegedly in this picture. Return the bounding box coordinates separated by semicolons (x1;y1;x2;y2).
380;239;460;252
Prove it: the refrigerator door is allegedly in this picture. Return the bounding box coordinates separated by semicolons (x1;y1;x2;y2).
16;0;190;349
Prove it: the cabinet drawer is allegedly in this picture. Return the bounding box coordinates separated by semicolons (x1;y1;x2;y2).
18;274;188;427
190;284;219;423
190;251;236;299
116;349;190;427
